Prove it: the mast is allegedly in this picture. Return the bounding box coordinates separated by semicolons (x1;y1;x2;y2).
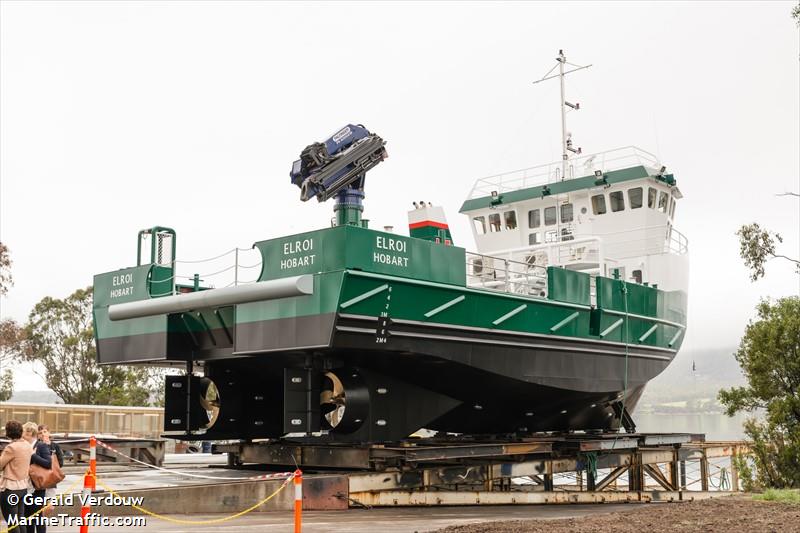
558;50;568;182
533;50;592;181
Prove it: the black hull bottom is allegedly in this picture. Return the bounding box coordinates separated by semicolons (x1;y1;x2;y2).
154;313;675;442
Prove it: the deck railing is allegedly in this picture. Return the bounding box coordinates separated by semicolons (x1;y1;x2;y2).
466;252;548;297
469;225;688;297
468;146;661;199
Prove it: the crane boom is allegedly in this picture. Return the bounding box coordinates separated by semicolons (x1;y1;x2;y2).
290;124;388;203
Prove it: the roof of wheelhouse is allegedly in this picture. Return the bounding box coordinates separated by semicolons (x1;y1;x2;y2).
459;146;678;213
460;167;678;212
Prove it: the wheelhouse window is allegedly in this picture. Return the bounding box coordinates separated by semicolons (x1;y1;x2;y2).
473;216;487;235
609;191;625;212
529;233;540;245
528;209;540;228
560;203;574;223
488;213;501;232
504;210;517;230
591;194;606;215
658;191;668;213
544;206;557;225
628;187;643;209
647;188;657;208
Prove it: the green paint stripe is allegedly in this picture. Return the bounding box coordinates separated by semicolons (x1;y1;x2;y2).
340;284;389;309
550;311;580;332
424;295;466;318
638;324;659;343
600;318;624;338
668;328;684;347
492;304;527;326
603;308;685;329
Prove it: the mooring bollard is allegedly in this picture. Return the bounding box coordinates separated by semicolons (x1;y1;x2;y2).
294;469;303;533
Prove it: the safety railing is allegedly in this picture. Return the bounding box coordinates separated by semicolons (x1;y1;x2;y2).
466;252;548;298
145;246;264;295
468;226;688;305
468;146;661;199
482;225;688;276
601;225;688;261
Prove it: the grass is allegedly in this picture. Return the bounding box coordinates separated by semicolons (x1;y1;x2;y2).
753;489;800;504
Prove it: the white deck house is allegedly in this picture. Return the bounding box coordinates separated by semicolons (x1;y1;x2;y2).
458;147;689;298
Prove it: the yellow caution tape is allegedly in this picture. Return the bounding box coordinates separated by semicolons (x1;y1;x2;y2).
88;471;296;525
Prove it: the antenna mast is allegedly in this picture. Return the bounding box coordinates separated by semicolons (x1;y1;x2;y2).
533;50;592;181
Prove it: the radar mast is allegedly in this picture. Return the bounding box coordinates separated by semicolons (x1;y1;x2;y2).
532;50;592;181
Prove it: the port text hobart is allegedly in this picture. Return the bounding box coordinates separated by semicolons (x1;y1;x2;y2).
281;238;316;270
109;273;135;299
374;236;409;267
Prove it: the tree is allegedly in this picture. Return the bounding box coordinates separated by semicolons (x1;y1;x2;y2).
0;319;22;401
0;370;12;401
0;243;18;400
18;286;161;406
718;297;800;489
737;223;800;281
0;242;12;296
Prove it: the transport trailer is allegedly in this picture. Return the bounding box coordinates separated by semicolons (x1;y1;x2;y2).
203;432;744;508
48;433;747;517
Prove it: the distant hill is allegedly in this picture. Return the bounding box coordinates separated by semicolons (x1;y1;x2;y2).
651;346;744;386
9;390;62;404
639;346;745;413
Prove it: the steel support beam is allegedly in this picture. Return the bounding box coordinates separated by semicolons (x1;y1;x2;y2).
700;451;709;491
643;464;674;491
348;490;740;507
595;466;628;492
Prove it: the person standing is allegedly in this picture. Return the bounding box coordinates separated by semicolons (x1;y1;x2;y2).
0;420;32;533
36;425;62;526
36;426;63;471
22;422;51;533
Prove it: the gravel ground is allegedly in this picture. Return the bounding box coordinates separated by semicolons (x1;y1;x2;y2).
431;497;800;533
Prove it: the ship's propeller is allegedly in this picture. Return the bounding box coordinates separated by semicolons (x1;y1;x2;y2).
319;370;369;433
197;377;220;429
320;372;346;428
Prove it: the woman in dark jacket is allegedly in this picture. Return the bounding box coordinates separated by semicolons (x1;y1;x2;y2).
37;426;63;470
23;422;51;533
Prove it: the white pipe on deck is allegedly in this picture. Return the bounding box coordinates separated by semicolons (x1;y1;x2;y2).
108;275;314;321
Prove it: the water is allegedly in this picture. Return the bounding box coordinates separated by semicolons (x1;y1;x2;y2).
635;412;751;441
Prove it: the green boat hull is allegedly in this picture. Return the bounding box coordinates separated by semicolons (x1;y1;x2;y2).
93;225;686;442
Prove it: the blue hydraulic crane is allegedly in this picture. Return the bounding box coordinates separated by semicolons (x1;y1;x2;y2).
290;124;387;226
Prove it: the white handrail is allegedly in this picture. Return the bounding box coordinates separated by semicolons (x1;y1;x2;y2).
465;252;548;297
468;146;661;199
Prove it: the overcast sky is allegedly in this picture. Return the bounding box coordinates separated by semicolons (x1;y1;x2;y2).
1;1;798;390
